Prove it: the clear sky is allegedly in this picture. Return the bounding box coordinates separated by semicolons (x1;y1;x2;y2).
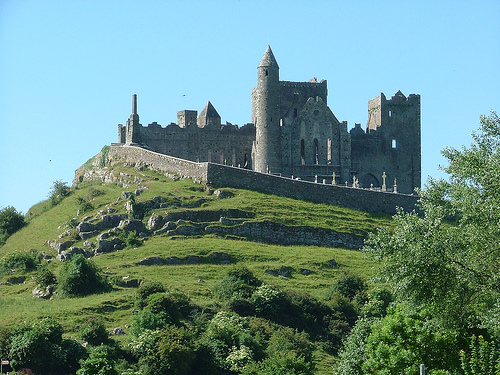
1;0;499;214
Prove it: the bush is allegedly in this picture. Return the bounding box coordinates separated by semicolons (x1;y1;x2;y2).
0;206;26;245
58;254;110;297
135;281;166;309
77;344;119;375
35;267;57;288
0;250;39;276
329;271;367;300
214;267;261;300
80;320;110;346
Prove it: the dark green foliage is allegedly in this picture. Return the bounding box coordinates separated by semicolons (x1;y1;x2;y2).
99;145;110;168
35;267;57;288
58;254;110;297
329;271;367;301
49;180;71;206
0;206;26;245
77;344;119;375
9;317;86;375
80;320;110;346
360;287;393;318
214;266;262;300
460;335;500;375
0;250;39;276
76;196;94;213
243;352;313;375
135;281;166;309
130;310;164;337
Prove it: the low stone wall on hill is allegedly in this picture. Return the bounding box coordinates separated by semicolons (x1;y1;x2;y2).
74;145;419;214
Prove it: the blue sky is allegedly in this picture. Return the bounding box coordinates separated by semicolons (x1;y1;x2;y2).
1;0;499;214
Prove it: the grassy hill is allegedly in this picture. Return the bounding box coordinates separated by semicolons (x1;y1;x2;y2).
0;164;392;374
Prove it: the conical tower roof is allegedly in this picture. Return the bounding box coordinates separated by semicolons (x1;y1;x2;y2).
258;45;279;68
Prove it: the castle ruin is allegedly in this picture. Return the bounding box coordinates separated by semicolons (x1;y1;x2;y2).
117;46;421;194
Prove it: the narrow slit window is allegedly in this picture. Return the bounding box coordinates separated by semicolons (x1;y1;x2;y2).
392;139;397;149
313;138;319;164
389;110;392;117
301;139;305;165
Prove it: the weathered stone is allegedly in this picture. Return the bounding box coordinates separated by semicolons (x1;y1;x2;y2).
214;189;233;199
83;240;95;249
113;327;125;335
137;256;164;266
96;237;126;254
328;259;338;268
100;214;128;230
80;230;99;239
147;214;164;231
118;219;147;234
300;268;312;275
32;285;53;299
50;240;75;253
77;222;98;233
97;231;113;241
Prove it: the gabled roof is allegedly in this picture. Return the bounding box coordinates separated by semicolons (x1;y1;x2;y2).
258;45;279;68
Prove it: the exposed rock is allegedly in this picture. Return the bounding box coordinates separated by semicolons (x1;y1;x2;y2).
80;230;100;240
300;268;312;275
214;189;234;199
147;214;164;231
59;230;72;238
100;214;128;230
83;240;95;249
117;277;140;288
49;240;76;253
113;327;125;335
137;256;164;266
328;259;338;268
97;231;114;241
7;276;26;284
32;285;53;299
96;237;126;254
118;219;147;234
77;222;98;233
153;221;177;235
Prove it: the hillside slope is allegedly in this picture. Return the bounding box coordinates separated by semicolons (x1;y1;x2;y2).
0;163;391;374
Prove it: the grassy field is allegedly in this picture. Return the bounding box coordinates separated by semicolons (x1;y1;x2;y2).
0;166;391;374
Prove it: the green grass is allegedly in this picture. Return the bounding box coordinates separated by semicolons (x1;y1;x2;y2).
0;165;390;374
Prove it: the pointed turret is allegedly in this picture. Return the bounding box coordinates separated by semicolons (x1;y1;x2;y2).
252;46;281;174
197;101;221;128
258;45;279;68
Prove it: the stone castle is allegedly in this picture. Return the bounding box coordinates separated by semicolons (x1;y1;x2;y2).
117;46;421;194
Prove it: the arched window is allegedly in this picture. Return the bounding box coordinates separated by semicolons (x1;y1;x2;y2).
327;138;332;164
313;138;319;164
301;139;305;165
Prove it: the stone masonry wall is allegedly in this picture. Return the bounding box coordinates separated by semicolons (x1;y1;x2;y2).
75;145;418;214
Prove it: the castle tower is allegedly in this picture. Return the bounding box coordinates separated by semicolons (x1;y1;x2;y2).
125;94;140;144
197;101;221;128
252;46;281;174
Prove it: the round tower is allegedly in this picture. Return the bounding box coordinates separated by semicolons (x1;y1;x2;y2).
253;45;281;174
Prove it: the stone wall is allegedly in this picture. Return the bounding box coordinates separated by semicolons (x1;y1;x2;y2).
75;145;419;215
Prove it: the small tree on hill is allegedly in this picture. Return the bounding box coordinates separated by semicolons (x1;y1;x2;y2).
58;254;110;297
0;206;26;245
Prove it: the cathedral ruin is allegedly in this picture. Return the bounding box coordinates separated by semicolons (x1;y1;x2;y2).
117;46;421;194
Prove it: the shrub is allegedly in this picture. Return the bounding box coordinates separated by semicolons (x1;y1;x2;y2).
0;250;39;276
80;320;110;346
214;267;262;300
58;254;110;297
329;271;367;301
35;267;57;288
135;281;166;309
77;344;119;375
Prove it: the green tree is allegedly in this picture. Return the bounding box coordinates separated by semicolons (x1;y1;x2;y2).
9;318;85;375
58;254;110;297
77;344;119;375
0;206;26;245
364;111;500;330
49;180;71;205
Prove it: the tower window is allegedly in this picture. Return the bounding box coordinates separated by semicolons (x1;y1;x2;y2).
313;138;319;164
392;139;397;149
294;108;298;117
389;110;392;117
327;138;332;163
301;139;305;165
265;69;268;76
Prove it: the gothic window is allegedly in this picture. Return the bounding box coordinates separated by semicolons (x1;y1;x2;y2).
301;139;305;165
313;138;319;164
327;138;332;164
244;153;248;168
